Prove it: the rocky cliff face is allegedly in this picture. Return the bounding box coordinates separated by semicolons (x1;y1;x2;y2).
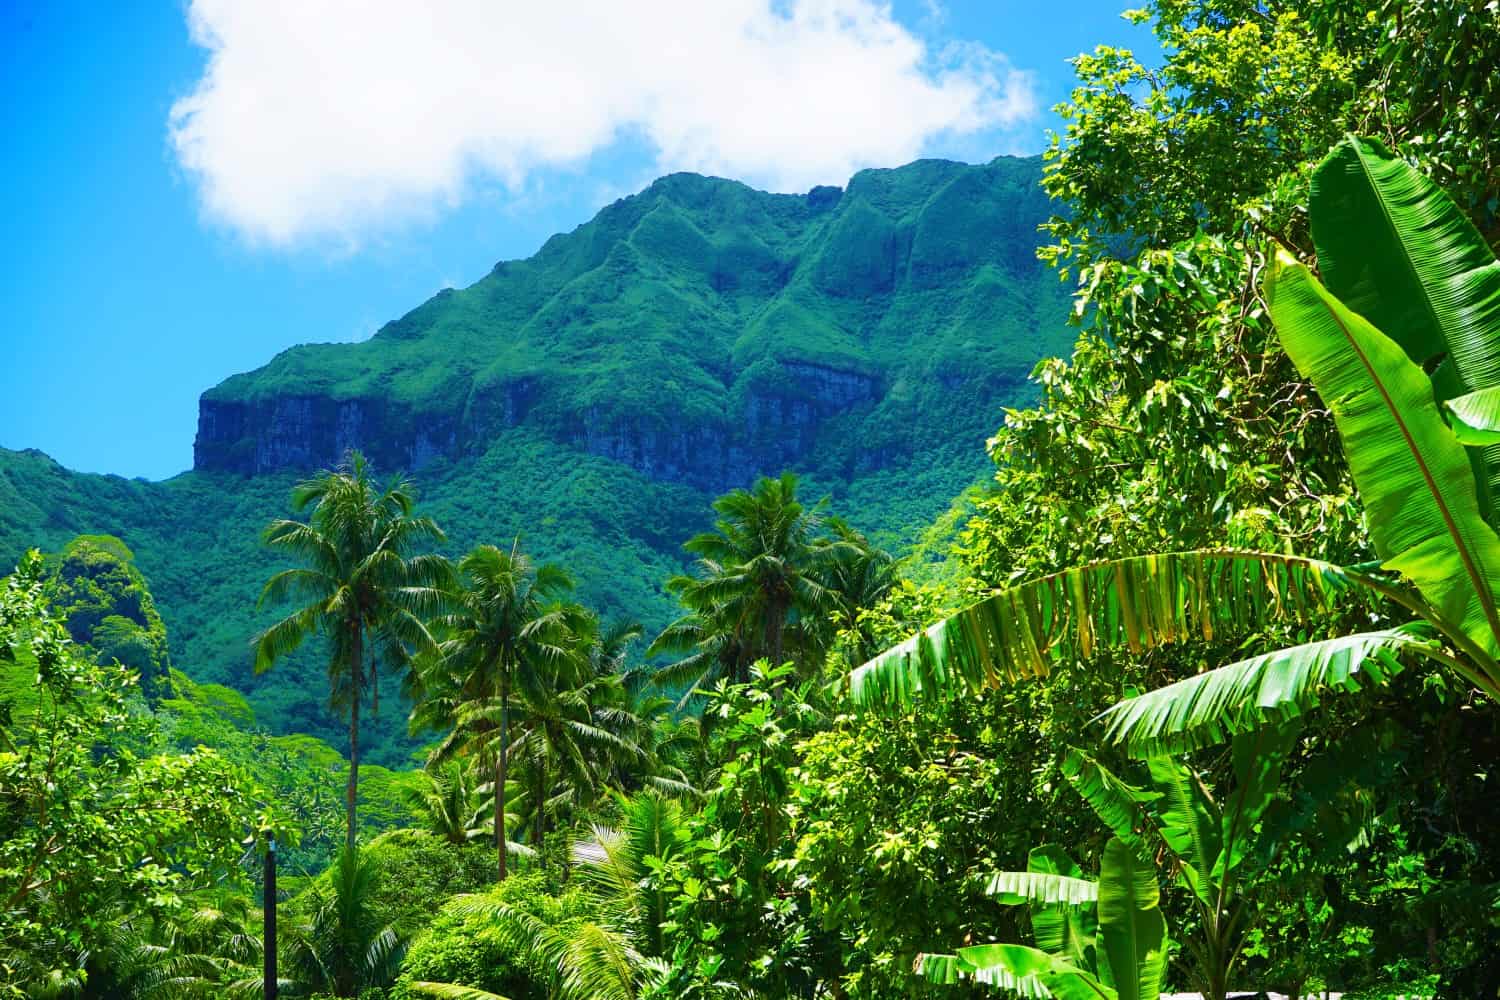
193;156;1072;493
195;358;895;490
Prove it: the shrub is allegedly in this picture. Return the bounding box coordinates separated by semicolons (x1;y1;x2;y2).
391;873;592;1000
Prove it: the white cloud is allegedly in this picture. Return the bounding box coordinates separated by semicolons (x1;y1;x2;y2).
169;0;1038;247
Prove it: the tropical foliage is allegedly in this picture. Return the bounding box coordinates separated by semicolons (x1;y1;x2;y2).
254;453;450;850
7;2;1500;998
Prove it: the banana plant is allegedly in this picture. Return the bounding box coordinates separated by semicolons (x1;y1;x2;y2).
920;837;1167;1000
849;134;1500;755
924;725;1293;1000
1069;726;1297;1000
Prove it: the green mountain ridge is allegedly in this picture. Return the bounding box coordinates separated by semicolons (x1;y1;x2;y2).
2;154;1071;765
193;155;1068;490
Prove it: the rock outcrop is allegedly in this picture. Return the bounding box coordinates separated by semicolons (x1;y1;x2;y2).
192;156;1072;492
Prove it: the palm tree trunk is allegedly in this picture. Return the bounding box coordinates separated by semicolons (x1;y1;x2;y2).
533;754;545;861
766;596;786;666
497;674;510;882
346;624;362;854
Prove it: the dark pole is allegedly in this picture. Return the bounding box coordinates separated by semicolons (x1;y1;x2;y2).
264;830;277;1000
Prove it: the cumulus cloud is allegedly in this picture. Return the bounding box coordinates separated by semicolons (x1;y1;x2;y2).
169;0;1038;246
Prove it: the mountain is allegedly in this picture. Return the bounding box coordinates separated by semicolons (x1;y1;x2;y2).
194;156;1065;490
0;154;1072;765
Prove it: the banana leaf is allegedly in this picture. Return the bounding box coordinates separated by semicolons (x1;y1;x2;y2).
1446;387;1500;445
1266;250;1500;674
1095;838;1168;1000
1092;627;1434;757
850;550;1368;710
918;947;1058;997
1311;135;1500;516
1147;757;1221;907
1017;845;1099;969
1061;749;1160;856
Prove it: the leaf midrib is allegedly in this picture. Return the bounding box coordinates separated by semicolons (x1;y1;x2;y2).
1313;283;1500;648
1348;137;1450;367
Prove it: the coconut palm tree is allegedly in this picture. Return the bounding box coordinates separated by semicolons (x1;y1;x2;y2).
254;451;450;852
645;593;752;705
417;541;576;880
818;517;899;665
509;615;648;855
650;473;849;699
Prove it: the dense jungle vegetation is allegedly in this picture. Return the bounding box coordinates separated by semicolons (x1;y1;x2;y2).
6;1;1500;997
0;151;1071;768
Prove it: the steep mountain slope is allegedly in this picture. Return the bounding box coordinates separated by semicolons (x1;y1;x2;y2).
194;156;1067;491
1;155;1071;765
0;436;705;766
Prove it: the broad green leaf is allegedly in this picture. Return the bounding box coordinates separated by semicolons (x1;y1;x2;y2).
1266;252;1500;669
1147;757;1222;907
1310;135;1500;368
1061;749;1159;855
959;944;1116;1000
1215;722;1298;883
1311;135;1500;514
986;869;1100;908
850;551;1370;709
915;952;970;987
919;947;1058;998
1093;627;1434;757
1024;844;1098;968
1446;387;1500;445
1095;838;1167;1000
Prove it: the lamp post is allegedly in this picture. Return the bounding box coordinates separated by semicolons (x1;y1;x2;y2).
264;830;277;1000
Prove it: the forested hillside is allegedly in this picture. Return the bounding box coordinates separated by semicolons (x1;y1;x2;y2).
0;156;1070;764
192;156;1066;490
8;3;1500;997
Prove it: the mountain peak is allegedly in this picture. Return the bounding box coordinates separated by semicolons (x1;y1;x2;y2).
192;156;1071;492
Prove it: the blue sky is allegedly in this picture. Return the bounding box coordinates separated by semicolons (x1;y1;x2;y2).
0;2;1154;481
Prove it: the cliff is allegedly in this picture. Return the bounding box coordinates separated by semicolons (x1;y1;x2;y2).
193;156;1070;491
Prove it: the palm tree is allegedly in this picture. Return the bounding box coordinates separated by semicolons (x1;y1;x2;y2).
819;517;899;665
418;541;576;880
407;760;489;846
611;685;704;799
254;451;449;852
645;592;752;703
509;611;649;855
283;844;404;998
410;793;687;1000
850;137;1500;755
650;473;844;697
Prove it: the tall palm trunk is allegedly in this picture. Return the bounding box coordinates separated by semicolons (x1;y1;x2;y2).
532;752;546;862
346;623;362;853
765;593;787;666
496;672;509;882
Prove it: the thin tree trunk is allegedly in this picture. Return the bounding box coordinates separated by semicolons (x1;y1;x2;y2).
766;595;786;666
346;624;362;854
533;754;545;862
497;673;509;882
